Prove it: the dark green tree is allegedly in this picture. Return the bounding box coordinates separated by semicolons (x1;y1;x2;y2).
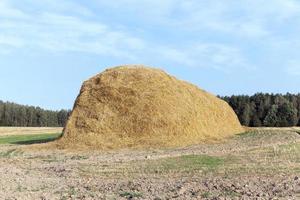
222;93;300;127
263;105;278;127
0;100;70;127
240;103;251;126
276;102;298;127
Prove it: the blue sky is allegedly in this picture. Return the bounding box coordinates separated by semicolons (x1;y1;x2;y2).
1;0;300;110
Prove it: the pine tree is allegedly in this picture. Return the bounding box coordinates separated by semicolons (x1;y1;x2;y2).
263;105;278;127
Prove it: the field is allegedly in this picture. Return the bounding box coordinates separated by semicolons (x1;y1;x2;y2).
0;127;63;136
0;128;299;199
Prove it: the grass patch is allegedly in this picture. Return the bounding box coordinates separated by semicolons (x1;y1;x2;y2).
77;155;228;177
201;191;211;198
146;155;225;173
0;148;23;158
223;142;300;175
245;142;300;162
222;188;241;198
0;133;62;145
237;131;257;137
70;155;89;160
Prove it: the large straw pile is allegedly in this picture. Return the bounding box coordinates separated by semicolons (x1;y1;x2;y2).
58;65;243;149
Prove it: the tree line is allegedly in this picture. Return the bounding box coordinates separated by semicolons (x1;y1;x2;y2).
2;93;300;127
0;100;70;127
221;93;300;127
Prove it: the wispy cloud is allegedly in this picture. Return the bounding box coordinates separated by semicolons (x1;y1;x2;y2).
1;0;300;74
94;0;300;38
1;0;251;72
158;43;254;72
0;0;146;59
172;0;300;38
0;0;28;18
0;35;24;47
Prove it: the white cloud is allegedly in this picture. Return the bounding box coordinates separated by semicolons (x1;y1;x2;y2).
157;43;254;72
0;35;24;47
0;0;28;18
0;0;258;72
175;0;300;38
6;0;93;17
0;1;146;59
262;0;300;20
159;47;196;67
93;0;175;18
93;0;300;38
3;0;299;73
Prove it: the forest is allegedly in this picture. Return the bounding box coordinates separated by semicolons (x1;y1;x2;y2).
1;93;300;127
0;100;70;127
221;93;300;127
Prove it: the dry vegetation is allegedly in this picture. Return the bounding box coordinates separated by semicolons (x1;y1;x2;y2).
0;127;62;136
59;65;243;150
0;67;299;199
0;127;299;199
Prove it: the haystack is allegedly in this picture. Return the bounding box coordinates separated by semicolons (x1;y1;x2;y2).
58;65;243;149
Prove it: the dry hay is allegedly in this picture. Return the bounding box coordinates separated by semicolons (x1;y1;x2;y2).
57;65;244;150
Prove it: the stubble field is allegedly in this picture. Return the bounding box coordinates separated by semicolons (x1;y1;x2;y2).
0;127;299;199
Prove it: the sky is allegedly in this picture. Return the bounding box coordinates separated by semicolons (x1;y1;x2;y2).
1;0;300;110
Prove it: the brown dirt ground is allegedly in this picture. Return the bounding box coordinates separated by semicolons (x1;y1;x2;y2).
0;128;299;200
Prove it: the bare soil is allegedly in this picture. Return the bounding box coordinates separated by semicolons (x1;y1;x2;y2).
0;128;299;200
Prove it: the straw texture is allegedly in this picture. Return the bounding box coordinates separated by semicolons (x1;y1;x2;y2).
58;65;244;149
